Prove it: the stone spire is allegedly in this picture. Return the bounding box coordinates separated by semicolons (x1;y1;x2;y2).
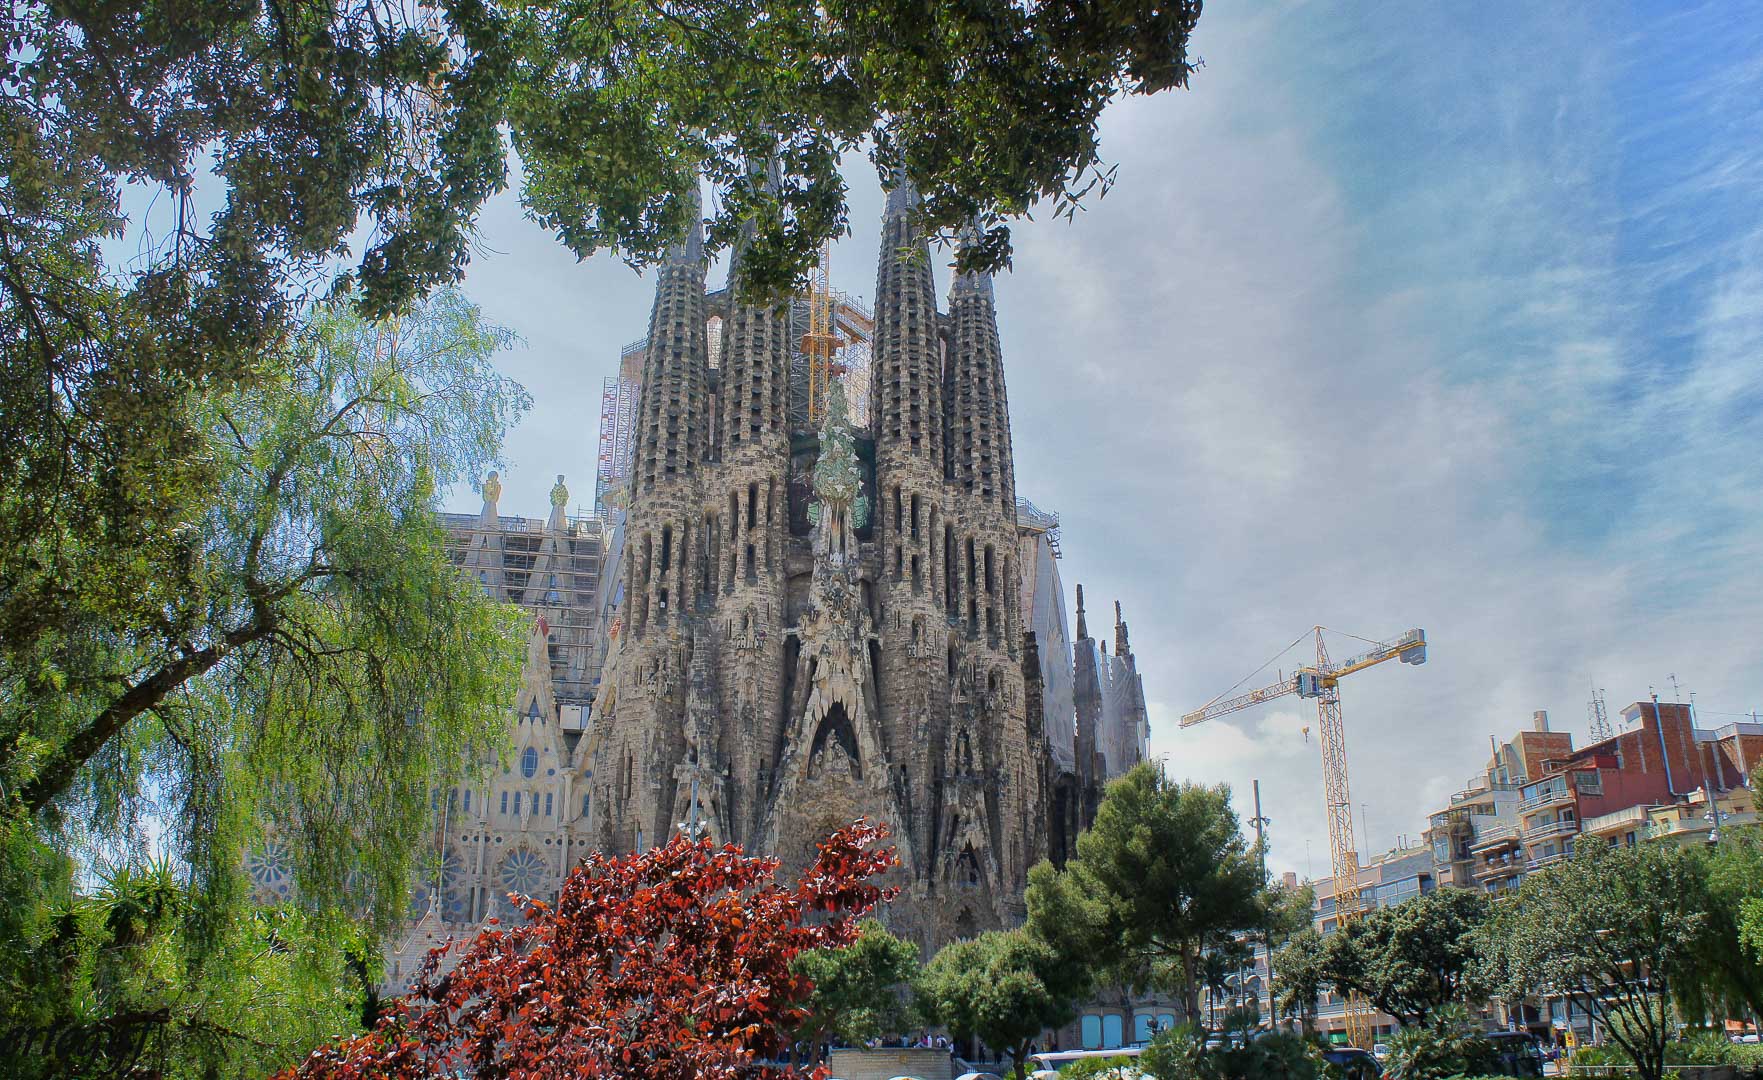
949;219;994;300
1114;600;1130;657
665;184;705;268
947;219;1013;507
726;154;781;276
719;158;791;456
632;182;710;496
621;178;709;640
871;171;942;472
1072;584;1103;821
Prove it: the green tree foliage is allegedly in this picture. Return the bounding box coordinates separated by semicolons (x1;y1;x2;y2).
920;929;1087;1080
790;919;921;1059
1200;937;1255;1032
1478;841;1707;1080
1026;763;1265;1024
1679;825;1763;1024
0;289;530;1076
1321;887;1491;1026
1272;928;1328;1035
1137;1026;1323;1080
1379;1004;1501;1080
0;857;361;1080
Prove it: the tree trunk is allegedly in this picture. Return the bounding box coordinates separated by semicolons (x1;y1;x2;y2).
19;622;270;811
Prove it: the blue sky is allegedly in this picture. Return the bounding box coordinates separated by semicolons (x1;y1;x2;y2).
444;1;1763;878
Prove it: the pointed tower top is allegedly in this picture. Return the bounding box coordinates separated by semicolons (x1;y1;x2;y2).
1075;584;1088;641
728;155;781;280
1114;600;1131;657
950;217;995;300
665;184;705;267
884;168;922;218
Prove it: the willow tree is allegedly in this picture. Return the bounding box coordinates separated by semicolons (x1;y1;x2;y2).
0;289;529;1079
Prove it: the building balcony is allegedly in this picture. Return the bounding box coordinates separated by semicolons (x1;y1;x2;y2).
1473;856;1524;882
1470;824;1520;852
1521;818;1580;843
1648;816;1711;840
1581;805;1649;837
1527;851;1569;871
1518;785;1575;813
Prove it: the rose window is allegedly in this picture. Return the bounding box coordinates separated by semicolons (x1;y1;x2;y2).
245;841;292;898
499;847;547;897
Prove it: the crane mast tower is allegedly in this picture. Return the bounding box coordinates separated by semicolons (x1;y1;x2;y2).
1182;626;1427;1047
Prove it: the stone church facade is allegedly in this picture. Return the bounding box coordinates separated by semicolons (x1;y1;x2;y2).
369;180;1149;985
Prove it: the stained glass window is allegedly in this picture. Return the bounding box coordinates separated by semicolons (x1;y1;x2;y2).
245;841;292;899
521;746;538;778
500;848;547;896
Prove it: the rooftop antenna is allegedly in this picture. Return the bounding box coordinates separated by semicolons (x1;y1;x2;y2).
1669;673;1685;704
1588;684;1613;742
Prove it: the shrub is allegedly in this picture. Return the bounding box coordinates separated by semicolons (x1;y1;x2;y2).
1137;1025;1209;1080
1059;1056;1143;1080
1136;1027;1326;1080
1212;1032;1326;1080
1382;1006;1500;1080
1669;1033;1741;1066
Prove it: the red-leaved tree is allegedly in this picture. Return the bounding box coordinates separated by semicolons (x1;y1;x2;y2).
285;822;897;1080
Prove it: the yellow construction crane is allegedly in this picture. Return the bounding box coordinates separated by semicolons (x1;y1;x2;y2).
802;241;846;425
1182;626;1427;1048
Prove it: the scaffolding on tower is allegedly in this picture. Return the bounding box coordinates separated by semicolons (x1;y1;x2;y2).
594;340;645;517
802;242;844;426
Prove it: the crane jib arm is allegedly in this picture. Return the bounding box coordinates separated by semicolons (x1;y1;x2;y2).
1178;629;1426;728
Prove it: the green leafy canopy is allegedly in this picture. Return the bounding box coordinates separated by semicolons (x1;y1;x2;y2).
0;288;531;1079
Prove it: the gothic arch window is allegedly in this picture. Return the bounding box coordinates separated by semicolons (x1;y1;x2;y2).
957;846;981;888
439;849;470;922
809;702;861;777
521;746;539;778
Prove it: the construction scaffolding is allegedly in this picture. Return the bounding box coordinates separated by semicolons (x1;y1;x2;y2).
1015;497;1063;558
594;339;645;517
793;241;875;432
788;291;873;432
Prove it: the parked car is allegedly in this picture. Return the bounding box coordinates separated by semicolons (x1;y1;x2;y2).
1372;1042;1390;1062
1322;1046;1383;1080
1485;1031;1546;1077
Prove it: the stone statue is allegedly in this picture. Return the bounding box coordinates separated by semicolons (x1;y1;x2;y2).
549;474;569;509
807;386;868;563
483;470;502;505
